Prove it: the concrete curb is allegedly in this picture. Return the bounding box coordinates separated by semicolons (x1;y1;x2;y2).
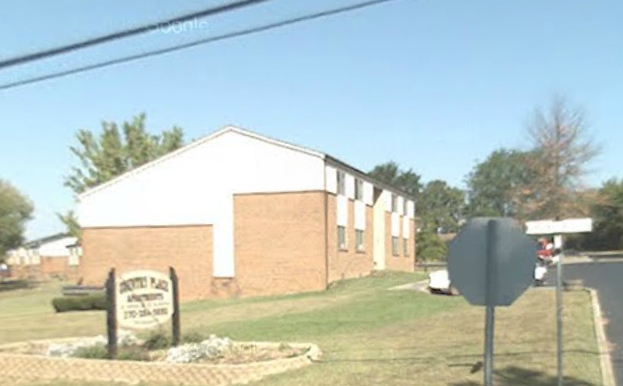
587;288;616;386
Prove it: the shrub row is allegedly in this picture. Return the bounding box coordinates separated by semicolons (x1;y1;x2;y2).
52;293;107;313
72;331;213;361
73;344;151;361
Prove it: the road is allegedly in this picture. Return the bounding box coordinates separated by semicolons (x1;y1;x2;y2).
545;259;623;386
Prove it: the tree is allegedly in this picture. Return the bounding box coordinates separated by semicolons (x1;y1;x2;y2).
57;211;80;240
62;114;185;237
368;161;422;199
418;180;465;233
582;179;623;250
65;114;185;195
368;162;464;233
524;97;601;220
0;179;33;257
465;148;536;220
416;230;448;261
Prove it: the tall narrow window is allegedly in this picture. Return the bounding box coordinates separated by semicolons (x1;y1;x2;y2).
403;239;410;257
356;230;364;252
404;200;409;216
391;194;398;212
355;179;364;201
338;226;347;250
392;237;399;256
337;171;346;195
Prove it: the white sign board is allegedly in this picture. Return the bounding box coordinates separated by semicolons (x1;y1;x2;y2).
525;218;593;235
116;269;174;330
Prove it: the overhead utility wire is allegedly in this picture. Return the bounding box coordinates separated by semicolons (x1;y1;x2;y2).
0;0;272;70
0;0;403;92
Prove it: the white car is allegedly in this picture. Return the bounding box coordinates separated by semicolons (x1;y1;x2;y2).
534;263;548;285
428;269;459;295
429;264;550;294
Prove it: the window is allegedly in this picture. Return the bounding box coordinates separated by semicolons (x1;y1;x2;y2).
337;171;346;195
356;230;364;252
391;194;398;212
404;200;409;216
338;226;347;250
69;248;80;266
355;179;364;201
403;239;410;257
392;237;399;256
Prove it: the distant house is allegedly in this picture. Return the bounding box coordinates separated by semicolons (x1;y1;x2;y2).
6;233;80;280
76;126;417;301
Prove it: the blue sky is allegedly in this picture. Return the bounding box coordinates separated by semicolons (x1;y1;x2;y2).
1;0;622;240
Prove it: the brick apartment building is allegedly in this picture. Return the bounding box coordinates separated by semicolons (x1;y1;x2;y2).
76;126;417;300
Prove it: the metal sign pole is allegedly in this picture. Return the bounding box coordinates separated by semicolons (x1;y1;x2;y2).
485;305;495;386
556;235;564;386
483;220;498;386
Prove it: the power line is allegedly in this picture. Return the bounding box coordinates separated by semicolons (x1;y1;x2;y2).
0;0;272;70
0;0;403;92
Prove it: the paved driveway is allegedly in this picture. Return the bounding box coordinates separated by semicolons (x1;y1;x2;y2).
546;261;623;385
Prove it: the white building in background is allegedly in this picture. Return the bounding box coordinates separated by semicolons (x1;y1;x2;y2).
6;233;81;279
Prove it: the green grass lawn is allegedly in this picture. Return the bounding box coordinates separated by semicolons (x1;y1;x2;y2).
0;272;603;386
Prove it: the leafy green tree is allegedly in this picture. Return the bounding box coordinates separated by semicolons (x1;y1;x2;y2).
465;148;536;220
0;179;34;257
368;161;422;199
57;211;80;240
582;179;623;250
61;114;185;237
65;114;184;194
368;162;464;233
416;231;448;261
418;180;465;233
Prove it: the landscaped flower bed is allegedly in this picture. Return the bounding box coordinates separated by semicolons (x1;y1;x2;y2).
0;332;321;386
0;331;308;365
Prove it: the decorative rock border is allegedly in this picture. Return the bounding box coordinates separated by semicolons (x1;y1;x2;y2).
0;338;321;386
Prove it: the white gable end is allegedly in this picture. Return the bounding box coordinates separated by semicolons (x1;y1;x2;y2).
77;127;326;279
39;237;77;257
77;129;325;228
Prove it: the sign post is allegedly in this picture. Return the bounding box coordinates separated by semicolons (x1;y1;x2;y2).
525;218;593;386
105;268;118;359
170;267;181;347
448;217;537;386
556;243;563;386
104;268;179;356
484;305;495;385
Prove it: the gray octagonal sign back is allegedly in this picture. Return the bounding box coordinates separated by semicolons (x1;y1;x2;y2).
447;217;538;307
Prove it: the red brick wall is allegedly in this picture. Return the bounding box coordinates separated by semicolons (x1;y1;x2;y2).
327;194;374;282
79;191;416;301
233;191;327;297
80;225;213;301
40;256;69;278
7;264;40;279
